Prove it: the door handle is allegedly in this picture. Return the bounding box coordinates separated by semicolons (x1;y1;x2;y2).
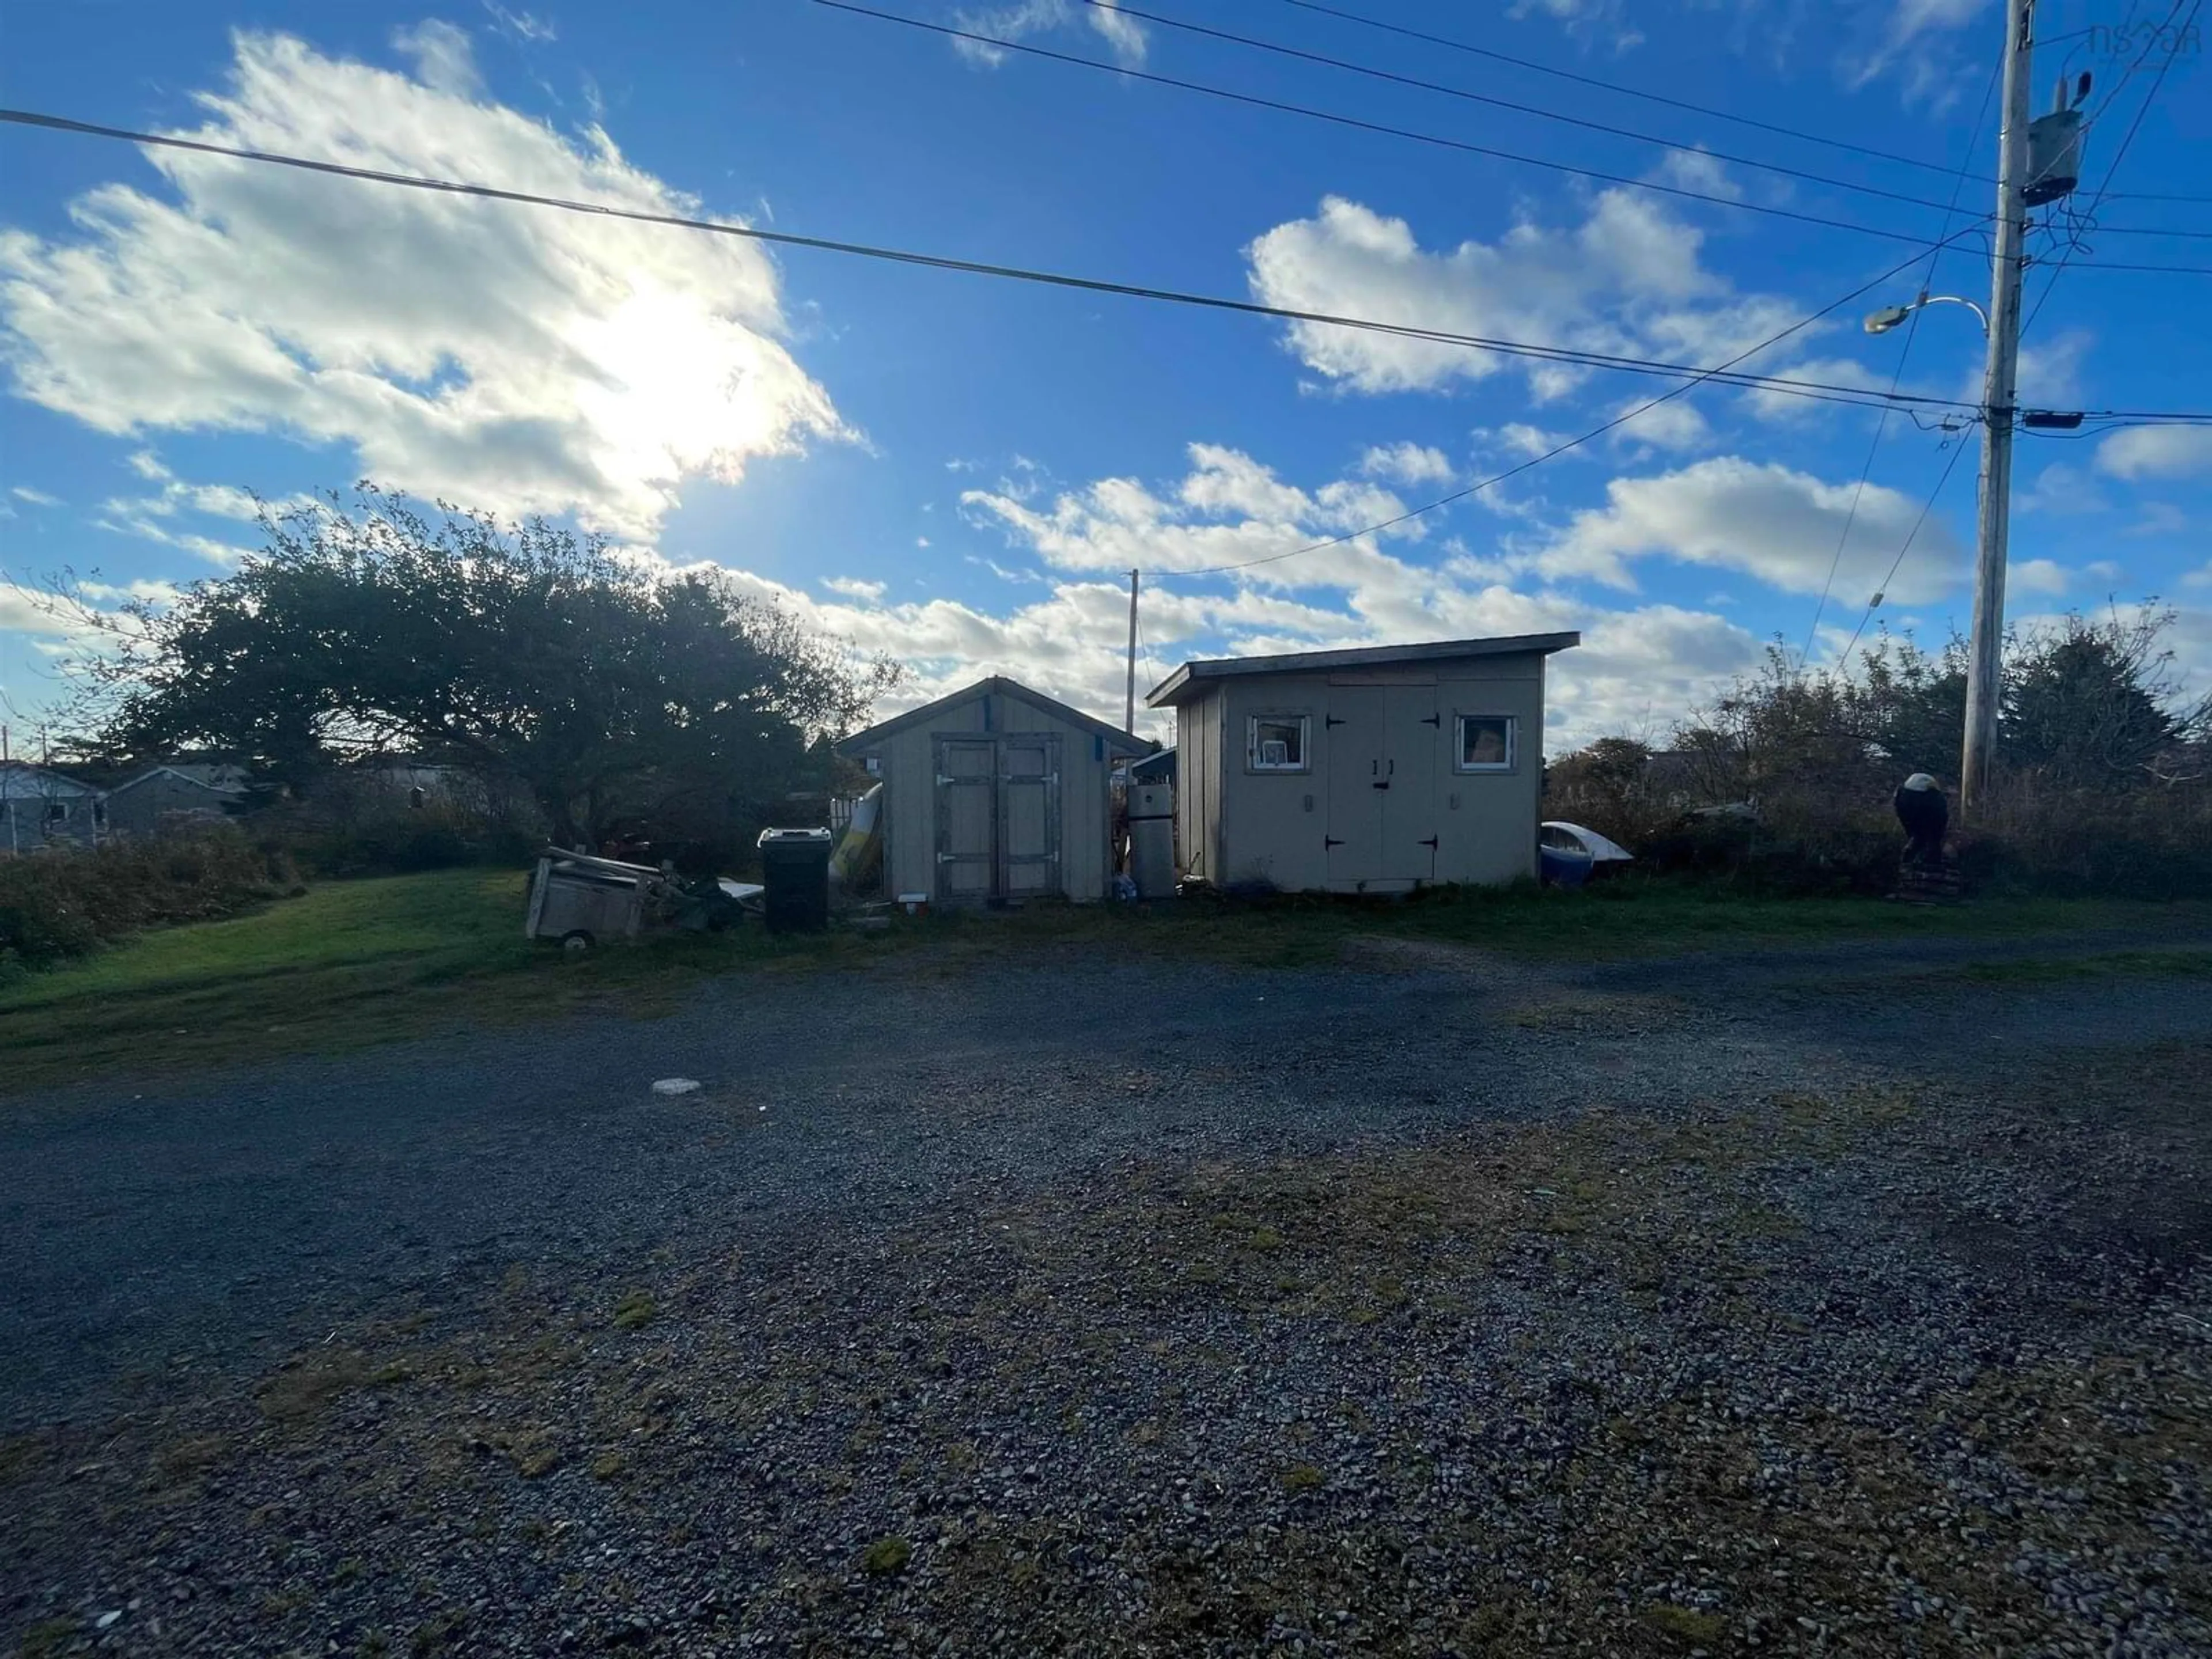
1372;780;1390;790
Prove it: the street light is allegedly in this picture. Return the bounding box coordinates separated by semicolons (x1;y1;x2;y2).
1862;292;1990;336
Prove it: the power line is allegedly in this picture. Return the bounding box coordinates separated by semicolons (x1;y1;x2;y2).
1834;435;1974;676
1262;0;1993;184
1069;0;1980;219
1073;1;2209;243
814;0;1971;248
0;108;2005;418
1800;51;1998;670
6;108;2209;426
1165;233;1991;579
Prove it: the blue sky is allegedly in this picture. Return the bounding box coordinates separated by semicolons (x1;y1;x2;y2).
3;0;2208;749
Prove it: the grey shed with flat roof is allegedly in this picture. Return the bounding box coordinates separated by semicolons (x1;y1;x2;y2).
836;677;1152;904
1147;632;1580;893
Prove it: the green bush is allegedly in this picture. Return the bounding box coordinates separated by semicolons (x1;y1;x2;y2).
262;800;537;879
0;826;297;976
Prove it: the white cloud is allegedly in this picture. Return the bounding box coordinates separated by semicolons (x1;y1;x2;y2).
0;29;844;540
822;575;887;601
75;577;182;604
1479;422;1573;460
482;3;556;43
2085;559;2123;581
942;440;1765;744
126;449;172;480
1741;356;1897;422
105;476;302;523
2003;327;2090;411
1844;0;1985;93
391;19;480;97
2096;425;2212;482
1360;442;1455;487
1509;0;1645;54
1085;0;1146;62
2;592;76;646
2008;558;2070;596
952;0;1146;68
1532;454;1971;600
1607;396;1711;453
1244;190;1802;402
92;501;259;567
2124;502;2190;540
1653;149;1741;201
2182;563;2212;589
2017;461;2109;517
9;486;62;506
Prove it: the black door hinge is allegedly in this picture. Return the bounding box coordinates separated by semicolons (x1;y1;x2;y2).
1325;715;1346;728
1419;836;1438;849
1421;713;1440;726
1324;836;1343;849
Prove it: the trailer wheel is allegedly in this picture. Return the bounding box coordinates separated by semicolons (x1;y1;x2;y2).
560;930;594;953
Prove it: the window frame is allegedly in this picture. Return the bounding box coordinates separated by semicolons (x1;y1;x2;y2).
1245;711;1312;775
1453;712;1518;775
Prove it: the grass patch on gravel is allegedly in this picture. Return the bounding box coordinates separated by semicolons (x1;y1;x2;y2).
0;868;908;1097
912;880;2199;972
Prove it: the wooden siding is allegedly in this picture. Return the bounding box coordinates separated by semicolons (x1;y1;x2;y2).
1172;685;1225;885
861;684;1118;903
1191;652;1548;893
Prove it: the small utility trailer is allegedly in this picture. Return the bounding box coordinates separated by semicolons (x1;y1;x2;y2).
522;847;753;949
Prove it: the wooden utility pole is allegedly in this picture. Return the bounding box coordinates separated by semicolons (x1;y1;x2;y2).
1124;567;1140;734
1961;0;2035;817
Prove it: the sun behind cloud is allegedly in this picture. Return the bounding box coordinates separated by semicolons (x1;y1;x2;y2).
0;25;846;540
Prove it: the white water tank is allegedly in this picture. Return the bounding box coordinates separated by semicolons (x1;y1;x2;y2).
1128;781;1176;899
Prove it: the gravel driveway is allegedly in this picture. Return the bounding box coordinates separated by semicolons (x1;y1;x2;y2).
3;924;2209;1656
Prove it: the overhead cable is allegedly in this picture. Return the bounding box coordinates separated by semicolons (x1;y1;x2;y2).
4;109;2207;427
1262;0;1996;183
1068;0;1983;218
813;0;1972;248
0;107;2006;417
1164;233;1999;578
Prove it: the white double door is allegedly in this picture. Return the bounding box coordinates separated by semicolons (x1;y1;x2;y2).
1325;685;1438;887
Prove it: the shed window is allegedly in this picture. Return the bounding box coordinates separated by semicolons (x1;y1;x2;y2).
44;802;69;824
1455;714;1516;773
1247;714;1309;772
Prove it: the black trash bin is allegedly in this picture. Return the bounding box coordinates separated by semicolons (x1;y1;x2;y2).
756;827;834;934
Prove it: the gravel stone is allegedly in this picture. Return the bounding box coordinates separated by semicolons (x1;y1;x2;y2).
2;927;2208;1655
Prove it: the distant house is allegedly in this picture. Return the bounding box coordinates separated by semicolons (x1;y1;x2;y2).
0;760;105;854
104;763;250;838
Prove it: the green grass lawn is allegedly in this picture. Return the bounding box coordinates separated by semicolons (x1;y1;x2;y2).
0;868;872;1096
987;877;2202;970
2;866;2200;1097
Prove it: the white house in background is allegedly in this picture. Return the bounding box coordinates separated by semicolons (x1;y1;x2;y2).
1146;632;1580;894
0;760;105;854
